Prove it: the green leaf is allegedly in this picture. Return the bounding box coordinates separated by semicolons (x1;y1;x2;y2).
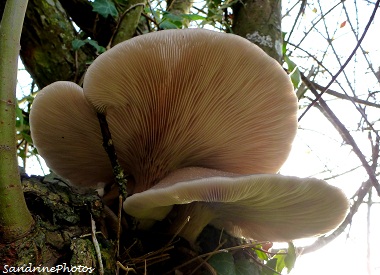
208;252;236;275
282;32;288;55
162;11;184;22
261;258;277;275
15;104;24;127
273;251;286;273
72;39;86;51
254;246;269;261
72;39;106;53
284;242;297;273
284;54;301;89
159;20;180;29
87;39;106;54
91;0;118;18
180;14;206;21
20;131;32;144
235;259;260;275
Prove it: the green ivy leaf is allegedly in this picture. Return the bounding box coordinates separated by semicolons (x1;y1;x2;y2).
273;251;286;273
180;14;206;21
159;20;180;29
162;11;184;22
284;54;301;89
208;252;236;275
235;259;260;275
72;39;86;51
254;246;269;261
284;242;297;273
21;131;33;144
15;104;24;128
72;39;106;54
261;258;277;275
87;39;106;54
282;32;288;55
91;0;118;18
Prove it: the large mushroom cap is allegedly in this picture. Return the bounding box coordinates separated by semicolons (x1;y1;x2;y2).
29;81;114;187
123;167;349;243
84;29;298;192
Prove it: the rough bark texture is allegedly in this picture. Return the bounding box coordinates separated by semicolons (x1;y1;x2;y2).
0;0;35;243
166;0;192;27
20;0;94;88
0;174;261;274
0;174;115;274
58;0;117;47
232;0;283;62
111;0;146;46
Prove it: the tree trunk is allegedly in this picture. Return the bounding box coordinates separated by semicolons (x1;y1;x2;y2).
232;0;283;62
19;0;95;88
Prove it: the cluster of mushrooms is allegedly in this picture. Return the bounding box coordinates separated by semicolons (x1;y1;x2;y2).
30;29;349;246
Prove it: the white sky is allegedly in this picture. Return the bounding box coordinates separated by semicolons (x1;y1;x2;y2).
280;1;380;274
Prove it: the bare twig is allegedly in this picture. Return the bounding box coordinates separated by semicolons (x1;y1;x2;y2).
97;113;129;199
91;215;104;275
169;242;265;273
309;81;380;109
301;73;380;195
117;261;137;274
298;0;380;121
166;216;190;247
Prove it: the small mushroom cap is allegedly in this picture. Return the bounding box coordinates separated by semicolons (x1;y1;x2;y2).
29;81;114;187
123;167;349;241
83;29;298;191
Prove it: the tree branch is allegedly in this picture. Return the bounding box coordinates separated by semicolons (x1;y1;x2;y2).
0;0;34;242
298;0;380;120
58;0;117;47
300;73;380;196
309;80;380;109
20;0;95;88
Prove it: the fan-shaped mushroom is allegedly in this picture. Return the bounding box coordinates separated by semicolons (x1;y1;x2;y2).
29;81;114;188
30;29;297;193
84;29;298;192
123;167;349;244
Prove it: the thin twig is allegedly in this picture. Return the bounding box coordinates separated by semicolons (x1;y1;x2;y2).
91;215;104;275
189;240;226;275
169;242;265;273
301;73;380;196
116;261;137;274
97;113;129;199
308;81;380;109
115;195;123;275
166;216;190;247
298;0;380;121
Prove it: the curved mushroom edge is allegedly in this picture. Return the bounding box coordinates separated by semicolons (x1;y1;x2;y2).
29;81;114;188
83;28;298;187
123;167;349;243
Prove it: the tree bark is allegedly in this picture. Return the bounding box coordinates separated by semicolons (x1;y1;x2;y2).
232;0;283;62
0;0;34;243
20;0;94;88
58;0;117;47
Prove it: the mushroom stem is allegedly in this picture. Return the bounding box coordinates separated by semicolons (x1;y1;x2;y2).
169;202;216;245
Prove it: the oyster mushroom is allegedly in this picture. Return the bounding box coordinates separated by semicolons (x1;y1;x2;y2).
123;167;349;244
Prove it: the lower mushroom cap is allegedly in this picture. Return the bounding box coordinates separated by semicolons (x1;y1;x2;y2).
29;81;114;187
123;167;349;242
